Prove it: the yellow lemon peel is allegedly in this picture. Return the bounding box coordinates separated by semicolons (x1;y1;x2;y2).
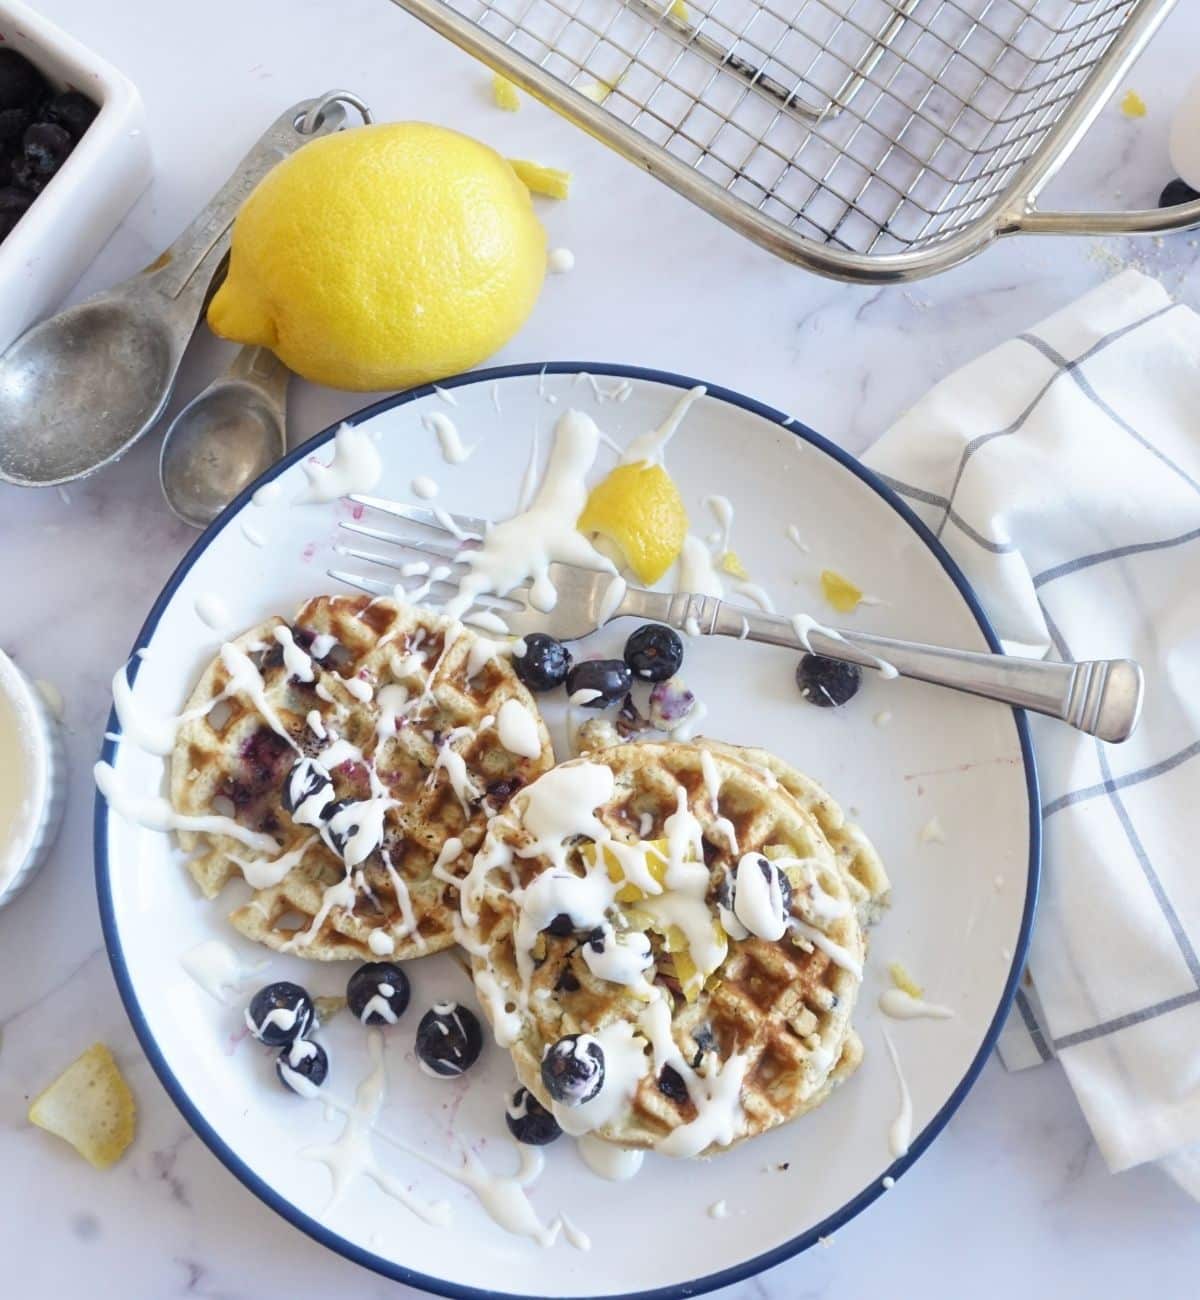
29;1043;136;1170
820;568;863;613
492;74;521;111
889;962;924;999
1120;90;1147;118
509;159;572;199
719;550;749;579
578;462;688;585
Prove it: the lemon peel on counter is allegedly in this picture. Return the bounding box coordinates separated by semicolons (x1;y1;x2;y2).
509;159;572;199
492;73;521;111
28;1043;135;1170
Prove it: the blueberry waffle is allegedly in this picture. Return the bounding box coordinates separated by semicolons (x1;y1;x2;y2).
457;742;870;1157
170;595;555;960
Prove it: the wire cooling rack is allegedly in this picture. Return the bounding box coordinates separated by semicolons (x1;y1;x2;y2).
391;0;1200;281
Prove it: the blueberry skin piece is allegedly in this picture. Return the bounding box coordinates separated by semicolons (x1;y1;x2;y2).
623;624;684;682
506;1086;563;1145
541;1033;605;1105
795;653;862;707
565;659;633;708
1160;178;1200;209
276;1038;329;1095
346;962;411;1026
415;1002;484;1077
245;982;315;1047
513;633;572;692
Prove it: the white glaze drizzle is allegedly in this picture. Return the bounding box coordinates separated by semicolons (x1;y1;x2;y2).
297;424;383;503
882;1030;913;1158
879;989;954;1020
423;411;475;464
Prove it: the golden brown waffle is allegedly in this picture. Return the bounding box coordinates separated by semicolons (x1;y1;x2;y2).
171;595;554;961
461;742;868;1156
696;739;890;928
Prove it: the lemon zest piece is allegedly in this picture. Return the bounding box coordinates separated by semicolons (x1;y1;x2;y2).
719;550;749;580
492;73;521;111
1120;90;1146;119
889;962;924;999
668;0;689;18
820;568;863;613
509;159;572;199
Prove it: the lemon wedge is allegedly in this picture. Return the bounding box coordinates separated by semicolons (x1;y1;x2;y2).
578;463;688;585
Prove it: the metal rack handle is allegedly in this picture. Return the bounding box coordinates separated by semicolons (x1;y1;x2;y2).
1006;198;1200;238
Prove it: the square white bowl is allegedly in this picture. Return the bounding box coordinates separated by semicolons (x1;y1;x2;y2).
0;0;152;352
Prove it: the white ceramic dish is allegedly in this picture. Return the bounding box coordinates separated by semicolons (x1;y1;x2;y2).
0;0;152;352
0;647;65;909
95;363;1038;1299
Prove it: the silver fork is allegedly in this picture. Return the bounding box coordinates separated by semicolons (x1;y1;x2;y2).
331;494;1143;744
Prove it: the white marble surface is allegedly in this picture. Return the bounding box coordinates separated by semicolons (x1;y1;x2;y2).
1;0;1198;1295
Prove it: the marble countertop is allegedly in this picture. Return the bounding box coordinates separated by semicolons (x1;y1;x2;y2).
2;0;1197;1295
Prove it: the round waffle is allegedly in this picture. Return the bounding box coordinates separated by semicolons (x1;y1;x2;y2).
459;741;868;1157
170;594;555;961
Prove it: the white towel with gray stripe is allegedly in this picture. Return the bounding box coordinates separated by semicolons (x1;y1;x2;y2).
862;269;1200;1193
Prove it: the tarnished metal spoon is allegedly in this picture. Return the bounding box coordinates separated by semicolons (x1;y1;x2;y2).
159;345;290;527
0;93;364;488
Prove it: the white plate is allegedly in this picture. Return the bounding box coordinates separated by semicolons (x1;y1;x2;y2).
96;363;1038;1299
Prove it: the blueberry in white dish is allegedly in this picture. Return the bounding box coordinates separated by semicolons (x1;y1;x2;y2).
276;1038;329;1097
506;1086;562;1145
245;981;315;1046
415;1001;484;1077
1160;178;1200;208
513;633;572;692
347;961;411;1025
624;624;684;681
541;1033;605;1106
566;659;632;708
795;653;861;707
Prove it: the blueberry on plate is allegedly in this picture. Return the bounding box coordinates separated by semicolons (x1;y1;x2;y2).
513;633;572;692
544;912;576;937
657;1064;690;1104
541;1033;605;1106
795;653;861;707
347;961;411;1026
321;798;360;858
245;982;315;1047
281;756;333;819
623;624;684;682
276;1038;329;1096
1160;177;1200;208
719;857;793;941
566;659;632;709
506;1086;562;1145
415;1001;484;1077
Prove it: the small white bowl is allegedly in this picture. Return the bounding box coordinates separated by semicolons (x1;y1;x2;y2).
0;0;153;353
0;648;65;909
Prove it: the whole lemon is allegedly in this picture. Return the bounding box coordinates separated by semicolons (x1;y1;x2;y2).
207;122;547;390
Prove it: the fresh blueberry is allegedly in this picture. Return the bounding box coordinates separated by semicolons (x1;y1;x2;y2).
624;624;684;681
795;653;861;707
16;121;72;191
513;633;572;692
347;961;411;1026
0;105;33;146
245;982;315;1046
541;1033;605;1106
321;797;360;857
545;912;576;937
505;1086;563;1145
566;659;632;709
657;1064;689;1104
281;756;333;818
717;858;792;938
1159;177;1200;208
0;49;48;113
415;1001;484;1077
0;184;32;238
276;1038;329;1096
41;90;98;140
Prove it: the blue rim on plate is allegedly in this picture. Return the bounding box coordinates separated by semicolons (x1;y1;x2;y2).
94;361;1041;1300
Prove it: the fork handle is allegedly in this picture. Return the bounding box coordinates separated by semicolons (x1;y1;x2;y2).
619;589;1143;743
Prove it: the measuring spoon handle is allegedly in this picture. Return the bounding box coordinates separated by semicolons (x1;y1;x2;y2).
143;96;350;307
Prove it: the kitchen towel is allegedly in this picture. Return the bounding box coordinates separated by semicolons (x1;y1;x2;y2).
862;269;1200;1190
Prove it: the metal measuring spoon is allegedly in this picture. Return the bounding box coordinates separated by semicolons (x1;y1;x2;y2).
0;91;371;489
159;345;290;527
